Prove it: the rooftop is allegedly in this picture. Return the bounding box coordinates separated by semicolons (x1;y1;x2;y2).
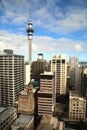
0;107;6;114
40;71;54;76
0;107;17;122
19;87;37;95
69;91;86;100
37;115;58;130
12;115;33;127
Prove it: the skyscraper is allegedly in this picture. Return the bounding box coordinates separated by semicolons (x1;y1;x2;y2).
0;50;24;107
51;54;67;95
38;71;55;115
81;67;87;97
69;56;81;90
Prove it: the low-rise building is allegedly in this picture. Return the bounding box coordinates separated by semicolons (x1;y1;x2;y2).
0;107;17;130
11;114;34;130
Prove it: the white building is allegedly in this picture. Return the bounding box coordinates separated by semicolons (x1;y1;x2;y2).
51;54;67;95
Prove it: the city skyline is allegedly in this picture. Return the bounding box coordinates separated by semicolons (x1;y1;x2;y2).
0;0;87;61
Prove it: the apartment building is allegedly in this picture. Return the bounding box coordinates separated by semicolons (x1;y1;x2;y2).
69;91;86;121
0;50;24;107
51;54;67;95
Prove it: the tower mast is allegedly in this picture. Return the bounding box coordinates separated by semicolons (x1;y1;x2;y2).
26;10;34;80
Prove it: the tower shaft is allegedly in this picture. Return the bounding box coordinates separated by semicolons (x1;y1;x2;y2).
28;38;32;65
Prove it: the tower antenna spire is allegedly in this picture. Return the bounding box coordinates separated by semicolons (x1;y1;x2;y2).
29;9;32;20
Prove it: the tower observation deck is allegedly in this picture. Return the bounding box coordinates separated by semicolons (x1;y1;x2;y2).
27;20;34;64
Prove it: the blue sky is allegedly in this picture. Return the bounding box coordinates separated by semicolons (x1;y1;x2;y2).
0;0;87;62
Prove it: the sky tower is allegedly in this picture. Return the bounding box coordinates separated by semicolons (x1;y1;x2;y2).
26;13;34;81
27;13;34;65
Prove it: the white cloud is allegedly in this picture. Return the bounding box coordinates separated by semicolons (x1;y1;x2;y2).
12;16;27;25
0;30;87;61
0;30;27;53
75;44;83;52
0;0;87;61
0;30;86;54
0;0;87;34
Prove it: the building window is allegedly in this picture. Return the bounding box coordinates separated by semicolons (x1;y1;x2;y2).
57;60;60;63
62;60;65;63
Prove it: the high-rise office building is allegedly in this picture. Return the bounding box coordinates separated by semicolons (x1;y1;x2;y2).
69;56;80;89
51;54;67;95
0;50;24;107
69;91;86;121
81;67;87;97
38;71;55;115
31;54;47;81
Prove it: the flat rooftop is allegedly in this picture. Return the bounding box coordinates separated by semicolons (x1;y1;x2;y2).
12;115;33;127
37;115;58;130
69;91;85;100
40;71;54;76
0;107;6;114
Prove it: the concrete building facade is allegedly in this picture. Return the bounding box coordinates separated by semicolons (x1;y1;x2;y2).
0;52;24;107
38;71;55;115
51;54;67;95
69;91;86;121
18;87;35;114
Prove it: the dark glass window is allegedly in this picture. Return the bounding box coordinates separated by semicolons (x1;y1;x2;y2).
62;60;65;63
57;60;60;63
